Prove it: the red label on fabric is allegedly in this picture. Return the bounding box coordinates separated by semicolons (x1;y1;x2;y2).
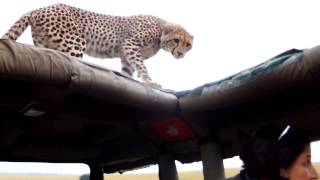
151;117;196;141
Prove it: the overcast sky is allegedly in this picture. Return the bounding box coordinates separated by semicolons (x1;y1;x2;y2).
0;0;320;175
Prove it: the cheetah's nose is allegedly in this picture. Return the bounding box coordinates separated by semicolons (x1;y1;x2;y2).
177;52;183;58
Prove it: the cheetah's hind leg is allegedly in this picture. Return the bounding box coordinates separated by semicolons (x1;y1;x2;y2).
32;31;86;58
30;13;86;58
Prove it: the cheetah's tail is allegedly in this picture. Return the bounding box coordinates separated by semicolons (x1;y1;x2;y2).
2;12;32;41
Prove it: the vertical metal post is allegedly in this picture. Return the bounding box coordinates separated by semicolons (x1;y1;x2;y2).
158;154;179;180
89;163;104;180
200;142;225;180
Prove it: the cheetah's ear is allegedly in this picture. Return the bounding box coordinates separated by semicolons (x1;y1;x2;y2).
161;22;176;36
162;25;174;36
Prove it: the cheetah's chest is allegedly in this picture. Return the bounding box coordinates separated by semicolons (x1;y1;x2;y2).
140;41;161;59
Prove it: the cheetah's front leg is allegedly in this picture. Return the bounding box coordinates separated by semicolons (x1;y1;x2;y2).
121;41;161;88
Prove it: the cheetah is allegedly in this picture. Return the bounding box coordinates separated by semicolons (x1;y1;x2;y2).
2;4;193;87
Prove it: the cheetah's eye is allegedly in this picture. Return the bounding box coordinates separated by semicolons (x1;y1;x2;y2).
186;43;191;48
173;38;180;43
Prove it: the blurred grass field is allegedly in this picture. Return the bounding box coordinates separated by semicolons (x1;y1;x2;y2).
0;164;318;180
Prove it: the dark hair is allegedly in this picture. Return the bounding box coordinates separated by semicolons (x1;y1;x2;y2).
239;124;310;180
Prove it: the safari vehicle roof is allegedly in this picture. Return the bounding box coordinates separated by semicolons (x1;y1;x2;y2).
0;39;320;173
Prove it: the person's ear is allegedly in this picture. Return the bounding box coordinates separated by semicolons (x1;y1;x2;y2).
280;168;290;178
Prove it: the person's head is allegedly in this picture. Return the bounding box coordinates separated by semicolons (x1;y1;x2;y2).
239;124;318;180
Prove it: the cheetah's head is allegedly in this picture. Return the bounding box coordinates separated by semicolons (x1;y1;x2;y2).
160;23;193;59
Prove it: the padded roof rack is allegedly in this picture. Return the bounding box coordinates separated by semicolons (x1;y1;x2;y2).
1;39;320;179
